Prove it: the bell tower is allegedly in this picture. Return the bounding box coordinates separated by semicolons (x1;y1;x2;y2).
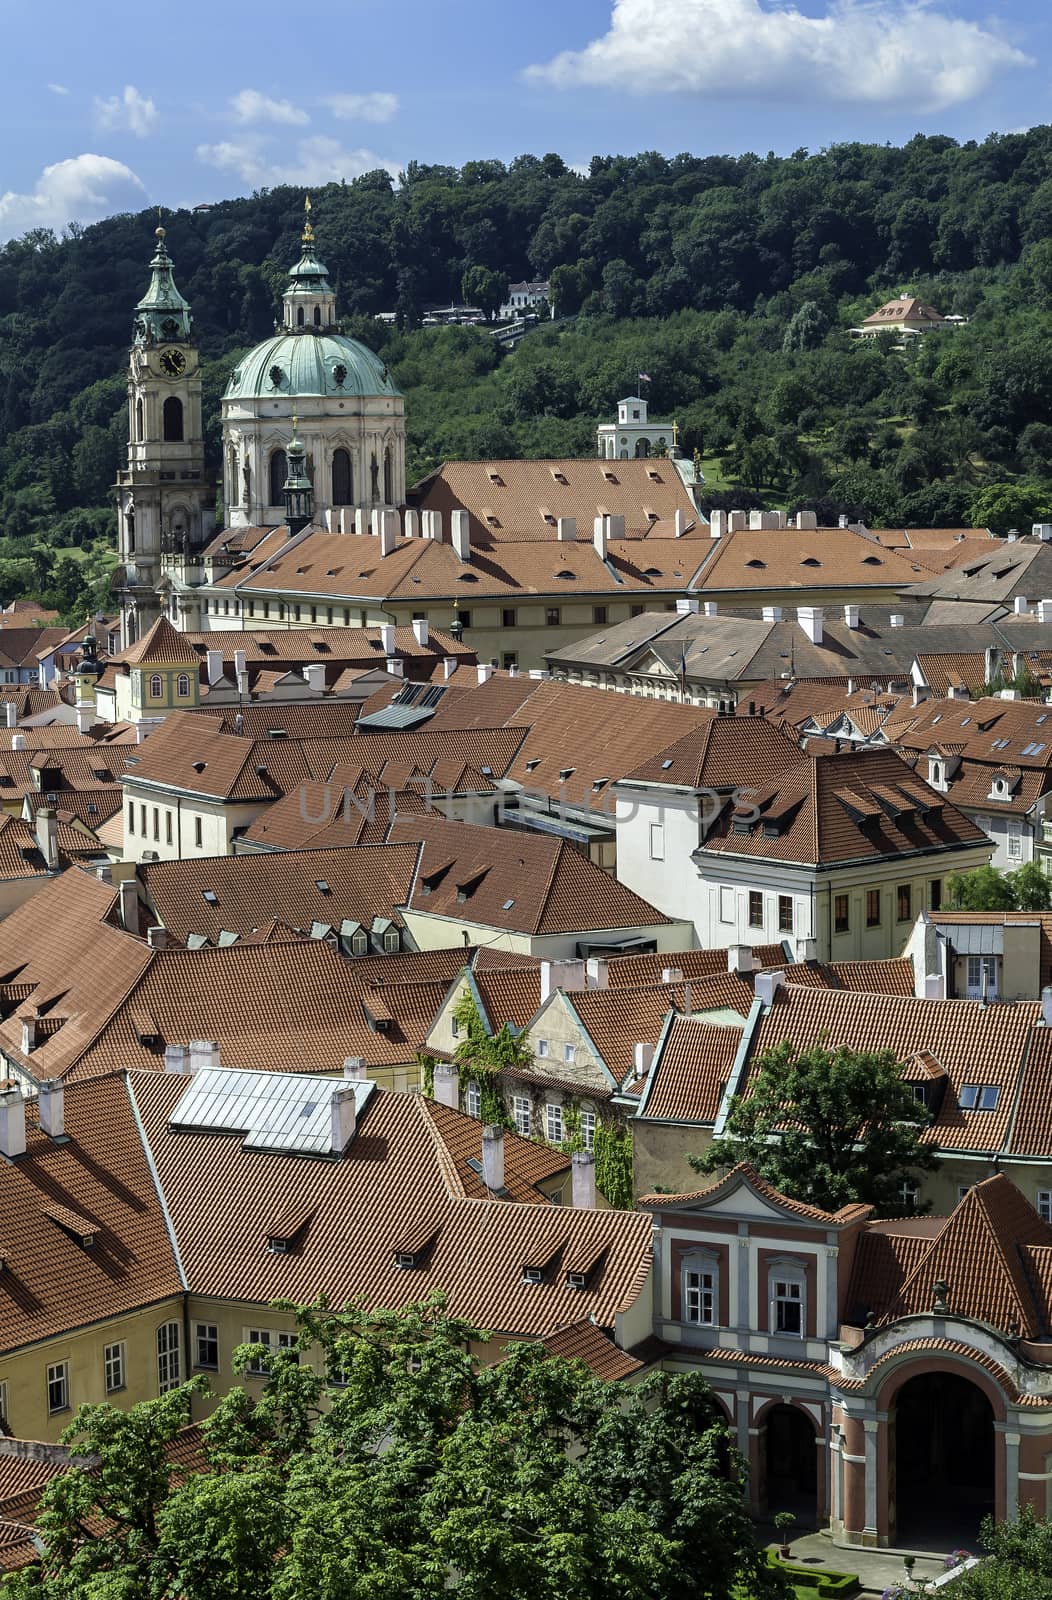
115;227;215;646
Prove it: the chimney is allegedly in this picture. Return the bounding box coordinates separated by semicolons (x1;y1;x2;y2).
300;663;325;694
661;966;684;983
423;508;443;542
704;601;718;617
75;704;93;734
237;670;250;698
838;514;848;528
556;517;576;542
761;605;783;622
1033;525;1052;542
477;663;494;685
402;508;419;539
796;510;818;529
38;1081;64;1140
330;1084;357;1154
593;516;608;560
1039;600;1052;625
795;937;818;963
1014;597;1030;616
0;1087;25;1160
451;510;471;562
754;969;784;1005
674;508;688;537
378;508;400;558
633;1041;654;1075
676;598;700;614
354;507;369;537
20;1015;35;1055
117;877;138;933
379;624;396;658
584;956;608;990
189;1039;219;1075
233;649;247;679
412;618;429;646
433;1061;459;1108
3;704;15;729
442;658;457;680
889;614;905;629
206;649;223;685
749;509;764;529
34;807;58;872
343;1056;366;1079
147;925;169;949
708;509;727;539
925;974;946;1001
481;1123;505;1193
539;960;555;1004
164;1043;189;1074
11;734;25;751
727;510;746;532
843;604;860;629
1043;986;1052;1027
571;1149;596;1209
727;945;754;975
797;606;824;645
604;514;625;542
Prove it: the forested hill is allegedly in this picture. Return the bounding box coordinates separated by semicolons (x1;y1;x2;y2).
6;132;1052;616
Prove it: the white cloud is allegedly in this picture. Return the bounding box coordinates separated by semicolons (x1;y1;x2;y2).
323;92;399;124
0;153;145;243
230;88;309;126
93;84;159;137
196;134;399;188
526;0;1032;111
47;82;69;96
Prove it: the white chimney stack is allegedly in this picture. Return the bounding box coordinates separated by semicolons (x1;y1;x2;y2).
708;510;727;539
762;605;783;622
755;970;785;1005
354;507;369;537
585;957;608;990
206;649;223;685
412;618;429;647
189;1039;219;1076
378;508;400;557
164;1043;189;1074
118;877;138;933
3;704;15;729
661;966;684;983
432;1061;460;1108
403;508;419;539
304;663;326;693
727;510;746;532
749;509;764;530
593;516;608;560
330;1084;357;1154
727;945;754;975
675;597;700;615
796;510;818;529
379;624;396;658
797;606;824;645
674;508;688;537
704;601;718;617
477;663;494;685
442;658;457;680
75;704;92;735
481;1123;505;1193
843;604;860;629
233;650;247;678
343;1056;367;1079
451;510;471;562
925;974;947;1001
1014;597;1030;616
556;517;576;542
11;734;25;751
38;1081;64;1140
604;513;625;542
34;807;58;872
633;1041;654;1075
571;1149;596;1209
0;1087;25;1160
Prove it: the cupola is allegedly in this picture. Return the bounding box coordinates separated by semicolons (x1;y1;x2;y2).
282;196;338;331
134;227;192;345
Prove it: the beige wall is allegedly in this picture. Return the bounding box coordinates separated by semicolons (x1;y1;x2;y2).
122;783;263;863
633;1122;713;1197
0;874;61;921
403;907;691;959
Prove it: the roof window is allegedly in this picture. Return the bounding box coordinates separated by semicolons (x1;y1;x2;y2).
315;880;331;894
959;1083;1000;1110
1022;742;1046;756
202;889;218;905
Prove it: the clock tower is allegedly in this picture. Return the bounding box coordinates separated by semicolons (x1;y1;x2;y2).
115;227;214;645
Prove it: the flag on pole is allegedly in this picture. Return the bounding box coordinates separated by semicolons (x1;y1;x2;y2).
638;371;651;385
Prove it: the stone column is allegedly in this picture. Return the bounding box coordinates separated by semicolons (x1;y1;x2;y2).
863;1419;879;1545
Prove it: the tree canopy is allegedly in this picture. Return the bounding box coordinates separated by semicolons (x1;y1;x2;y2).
1;1297;786;1600
948;862;1052;912
691;1039;939;1213
949;1507;1052;1599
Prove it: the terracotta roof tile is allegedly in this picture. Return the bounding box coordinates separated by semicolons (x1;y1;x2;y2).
622;715;803;789
541;1319;645;1380
635;1016;743;1123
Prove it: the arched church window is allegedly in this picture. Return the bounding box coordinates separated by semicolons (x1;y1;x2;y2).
297;307;305;327
370;453;380;502
332;449;353;505
313;306;321;326
635;439;650;458
126;506;135;555
163;397;183;443
135;398;144;443
383;447;393;505
269;449;288;507
176;673;191;698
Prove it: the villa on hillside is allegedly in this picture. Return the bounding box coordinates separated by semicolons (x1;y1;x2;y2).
851;296;966;340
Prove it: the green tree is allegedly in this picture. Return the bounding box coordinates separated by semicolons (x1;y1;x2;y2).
947;865;1019;911
461;265;509;322
3;1299;787;1600
951;1506;1052;1599
968;481;1052;538
691;1039;939;1213
1009;861;1052;912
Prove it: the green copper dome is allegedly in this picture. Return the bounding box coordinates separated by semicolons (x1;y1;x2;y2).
224;331;401;401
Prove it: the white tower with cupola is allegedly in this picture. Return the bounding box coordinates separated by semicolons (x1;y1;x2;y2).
114;227;215;646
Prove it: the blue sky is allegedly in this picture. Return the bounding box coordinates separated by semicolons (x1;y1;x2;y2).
2;0;1051;242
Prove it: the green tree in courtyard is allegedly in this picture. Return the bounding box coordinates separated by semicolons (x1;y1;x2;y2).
691;1040;938;1213
2;1298;788;1600
950;1506;1052;1599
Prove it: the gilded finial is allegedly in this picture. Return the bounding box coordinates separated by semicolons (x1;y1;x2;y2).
302;193;314;247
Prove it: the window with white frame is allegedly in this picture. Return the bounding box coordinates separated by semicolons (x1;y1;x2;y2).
957;1183;973;1202
246;1328;297;1375
513;1096;531;1137
47;1360;69;1414
545;1102;564;1142
580;1109;596;1150
195;1323;219;1369
564;1043;576;1063
466;1081;482;1118
157;1322;181;1392
898;1179;918;1212
104;1341;125;1394
770;1267;805;1336
682;1252;718;1326
1038;1191;1052;1223
1007;818;1023;861
649;822;664;861
536;1039;549;1058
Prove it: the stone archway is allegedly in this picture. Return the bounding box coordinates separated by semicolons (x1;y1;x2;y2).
761;1403;818;1524
892;1371;994;1548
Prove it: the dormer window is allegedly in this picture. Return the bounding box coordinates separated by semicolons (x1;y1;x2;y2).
566;1271;587;1291
522;1266;544;1285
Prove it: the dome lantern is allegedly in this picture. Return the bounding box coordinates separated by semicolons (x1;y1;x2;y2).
282;195;338;332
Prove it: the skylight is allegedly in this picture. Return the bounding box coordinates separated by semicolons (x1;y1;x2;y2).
959;1083;1000;1110
202;890;218;905
1022;742;1046;756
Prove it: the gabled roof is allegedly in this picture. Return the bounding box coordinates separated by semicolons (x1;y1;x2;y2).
639;1161;872;1223
621;714;802;789
118;617;199;666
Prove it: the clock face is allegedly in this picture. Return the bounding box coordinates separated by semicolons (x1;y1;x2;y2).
160;348;186;377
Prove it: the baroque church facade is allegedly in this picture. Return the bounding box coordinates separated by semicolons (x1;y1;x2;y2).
115;204;407;645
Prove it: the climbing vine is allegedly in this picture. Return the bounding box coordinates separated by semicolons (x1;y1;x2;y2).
418;1052;436;1099
594;1123;634;1210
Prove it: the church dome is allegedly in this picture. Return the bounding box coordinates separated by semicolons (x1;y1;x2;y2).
224;331;401;403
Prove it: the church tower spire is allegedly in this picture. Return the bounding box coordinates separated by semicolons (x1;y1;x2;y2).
115;227;215;647
282;195;338;331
